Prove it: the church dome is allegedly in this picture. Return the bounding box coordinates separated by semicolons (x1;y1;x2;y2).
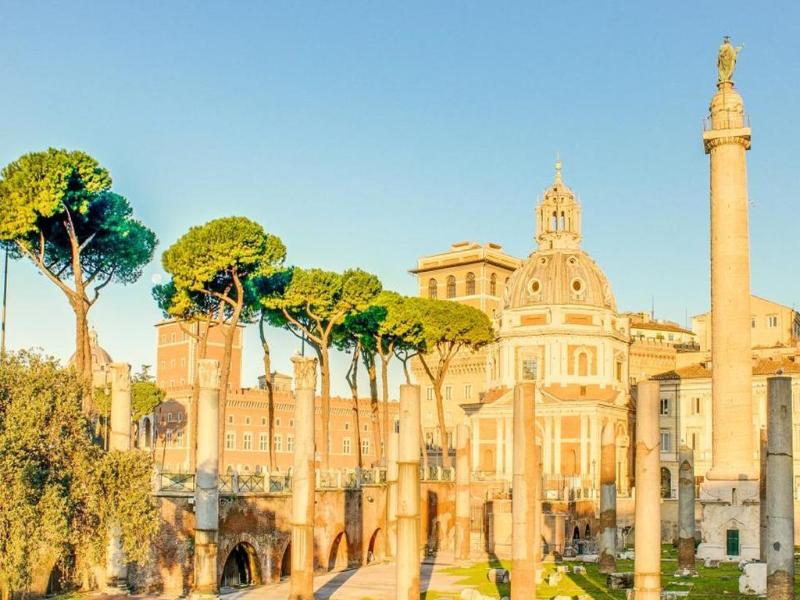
504;248;617;311
67;329;113;370
504;160;617;312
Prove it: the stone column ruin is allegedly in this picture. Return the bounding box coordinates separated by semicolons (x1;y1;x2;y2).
677;445;696;575
511;382;537;600
396;384;421;600
192;359;221;599
598;420;617;574
454;423;472;562
289;355;318;600
105;362;132;593
633;380;661;600
766;376;794;600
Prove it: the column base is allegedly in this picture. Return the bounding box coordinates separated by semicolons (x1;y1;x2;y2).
698;479;759;562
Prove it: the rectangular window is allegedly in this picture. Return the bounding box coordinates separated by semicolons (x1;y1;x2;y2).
690;432;699;450
445;386;453;401
274;435;282;452
660;430;672;453
227;415;234;424
261;417;267;426
259;433;268;451
225;432;235;450
692;397;701;415
245;416;251;425
660;398;670;416
343;438;351;455
464;384;472;401
287;436;294;452
167;412;174;422
243;433;252;450
751;316;756;328
176;431;184;447
165;430;173;446
361;439;370;455
276;418;281;427
522;358;537;381
426;387;434;401
767;315;778;328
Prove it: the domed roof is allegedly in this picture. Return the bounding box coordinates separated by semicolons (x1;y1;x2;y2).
67;329;113;370
504;248;617;312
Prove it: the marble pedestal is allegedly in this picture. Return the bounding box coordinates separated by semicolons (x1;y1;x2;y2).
696;479;759;561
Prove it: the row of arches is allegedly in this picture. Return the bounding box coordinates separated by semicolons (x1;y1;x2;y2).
218;529;384;588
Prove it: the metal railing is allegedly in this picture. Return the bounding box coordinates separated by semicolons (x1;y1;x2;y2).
703;111;750;131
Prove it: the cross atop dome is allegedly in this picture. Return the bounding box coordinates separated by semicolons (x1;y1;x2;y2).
535;159;582;250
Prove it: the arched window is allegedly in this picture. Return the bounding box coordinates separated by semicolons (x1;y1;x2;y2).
447;275;456;299
466;272;476;295
490;273;497;296
560;211;566;230
551;211;558;230
428;279;438;298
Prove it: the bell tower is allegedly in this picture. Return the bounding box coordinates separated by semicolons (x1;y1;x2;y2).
535;159;582;250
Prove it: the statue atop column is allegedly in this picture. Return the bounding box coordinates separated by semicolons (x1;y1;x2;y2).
718;36;743;83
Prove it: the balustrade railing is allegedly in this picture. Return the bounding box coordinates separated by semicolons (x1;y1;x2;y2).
154;464;458;495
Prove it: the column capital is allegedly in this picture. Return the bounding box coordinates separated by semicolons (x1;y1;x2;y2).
291;355;318;391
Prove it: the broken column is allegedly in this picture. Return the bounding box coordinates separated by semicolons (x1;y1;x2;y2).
396;384;421;600
385;429;399;561
677;445;696;575
766;376;794;600
633;381;661;600
455;423;472;561
598;420;617;574
105;363;132;592
289;355;318;600
193;359;221;599
511;382;537;600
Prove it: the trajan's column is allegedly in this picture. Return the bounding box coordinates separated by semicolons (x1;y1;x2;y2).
697;37;759;561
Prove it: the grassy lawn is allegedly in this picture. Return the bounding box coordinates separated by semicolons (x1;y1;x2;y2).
421;546;800;599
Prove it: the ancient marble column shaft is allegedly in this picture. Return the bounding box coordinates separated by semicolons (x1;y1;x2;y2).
634;381;661;600
289;355;318;600
766;376;794;600
598;421;617;573
705;78;755;481
385;429;399;561
396;384;421;600
105;363;132;592
454;423;472;561
677;446;696;573
511;382;537;600
193;359;221;599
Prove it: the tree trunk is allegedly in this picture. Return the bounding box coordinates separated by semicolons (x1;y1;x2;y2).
190;321;211;472
259;318;276;472
364;352;382;466
71;297;93;413
318;344;331;469
433;386;451;468
346;347;362;470
380;356;390;463
218;292;244;467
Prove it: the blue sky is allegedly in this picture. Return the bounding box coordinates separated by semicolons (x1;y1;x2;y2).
1;2;798;395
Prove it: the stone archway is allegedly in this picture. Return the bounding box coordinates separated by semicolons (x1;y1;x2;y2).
279;542;291;579
220;541;262;588
328;531;349;571
366;529;383;564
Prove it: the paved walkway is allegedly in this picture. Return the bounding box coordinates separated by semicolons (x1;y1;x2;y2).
226;552;467;600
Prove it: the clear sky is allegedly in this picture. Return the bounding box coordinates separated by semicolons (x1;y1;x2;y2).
1;2;799;396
